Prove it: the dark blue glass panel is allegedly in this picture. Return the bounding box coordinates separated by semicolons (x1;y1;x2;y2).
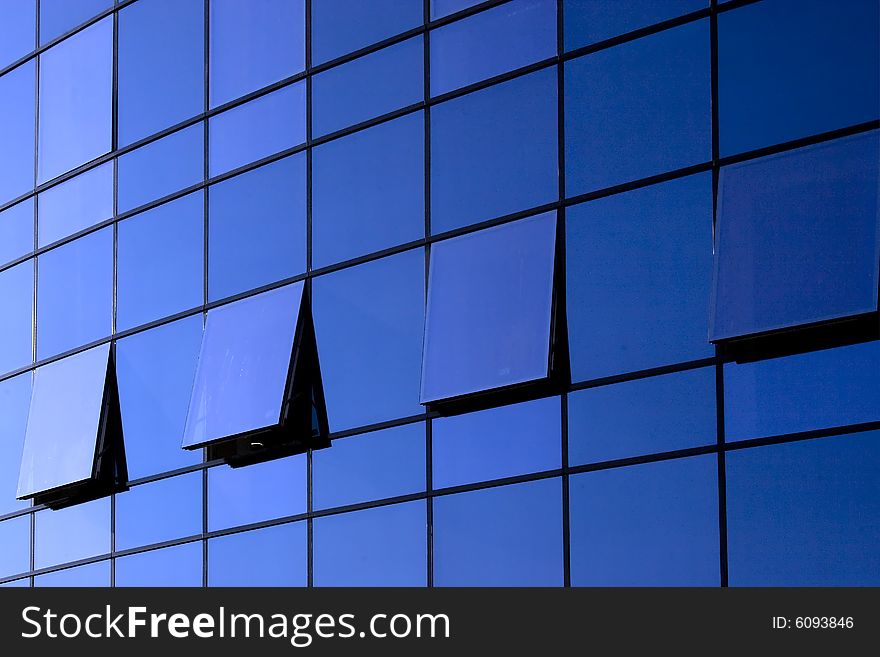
39;162;112;247
208;455;306;531
209;83;306;176
35;561;110;587
34;497;110;569
312;37;423;137
564;0;706;51
567;173;713;381
434;478;563;586
313;501;426;586
719;0;880;156
38;17;112;183
17;345;109;499
313;249;424;432
210;0;305;108
0;516;30;579
0;61;35;205
727;431;880;586
0;374;31;515
431;69;557;232
115;542;202;587
209;155;306;300
209;522;306;587
312;112;424;268
711;132;880;341
565;19;710;195
570;454;719;585
117;193;203;331
431;0;481;19
0;261;33;376
569;368;716;465
116;473;202;551
431;0;555;95
40;0;111;45
182;283;302;448
117;317;203;480
422;213;556;402
37;228;112;359
0;200;33;266
434;397;561;488
312;0;422;64
725;341;880;442
313;423;425;510
118;124;204;213
118;0;204;146
0;0;35;67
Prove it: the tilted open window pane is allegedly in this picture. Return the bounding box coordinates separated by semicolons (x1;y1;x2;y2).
182;283;328;464
17;343;126;507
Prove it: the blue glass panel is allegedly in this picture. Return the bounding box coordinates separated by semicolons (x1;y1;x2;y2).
118;124;204;213
0;0;35;67
37;228;112;359
433;397;561;488
117;317;203;480
727;431;880;586
565;19;710;195
567;173;713;381
434;478;563;585
40;0;111;45
39;162;112;247
38;17;112;183
0;516;30;579
711;133;880;341
208;155;306;301
0;61;35;205
570;368;715;465
313;249;424;432
719;0;880;156
431;69;557;232
0;261;33;376
431;0;481;19
0;374;31;515
312;37;423;137
725;341;880;442
35;561;110;587
431;0;555;95
422;213;556;402
115;542;202;587
209;522;306;587
117;193;204;331
209;83;306;176
34;497;110;569
207;454;306;531
313;423;425;510
312;0;422;64
570;454;719;585
17;344;109;498
0;577;30;587
313;501;426;586
116;473;202;551
312;112;424;268
0;200;33;266
209;0;305;107
182;283;302;448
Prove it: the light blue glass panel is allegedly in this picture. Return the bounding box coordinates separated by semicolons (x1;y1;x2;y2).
40;0;111;44
116;473;202;551
115;542;202;587
0;0;35;67
312;0;422;64
0;260;33;376
0;61;35;205
208;523;306;587
0;515;30;579
34;496;110;569
0;200;34;266
35;561;110;587
0;374;31;515
38;161;112;247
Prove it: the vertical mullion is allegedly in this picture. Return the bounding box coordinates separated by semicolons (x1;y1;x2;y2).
423;0;434;590
202;0;211;589
305;0;315;590
29;0;40;590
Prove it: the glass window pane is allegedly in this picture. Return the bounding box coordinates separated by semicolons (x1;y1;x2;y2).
0;577;30;587
116;473;202;551
422;213;556;403
434;478;563;586
209;83;306;176
312;112;424;268
313;501;426;586
38;162;112;247
0;515;30;579
313;249;424;432
431;0;555;96
431;69;557;233
37;228;112;359
208;523;306;587
35;497;110;569
0;373;31;515
115;542;202;587
39;0;111;45
0;61;36;205
569;368;716;465
711;132;880;341
570;454;719;585
118;0;204;146
0;0;35;67
312;37;423;138
431;0;481;19
38;17;112;183
117;192;204;331
312;0;422;64
208;155;306;301
433;397;561;488
183;283;303;449
35;561;109;587
0;260;33;376
567;173;713;382
0;199;34;267
727;431;880;586
313;423;425;510
565;19;710;195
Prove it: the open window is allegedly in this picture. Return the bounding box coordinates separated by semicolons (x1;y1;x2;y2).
182;282;329;466
17;343;127;509
420;211;567;413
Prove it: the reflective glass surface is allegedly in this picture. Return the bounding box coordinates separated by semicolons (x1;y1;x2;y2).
115;542;202;587
0;261;33;376
0;61;35;205
38;161;112;247
0;0;35;67
312;0;422;64
431;0;482;19
209;523;307;587
116;473;202;551
35;561;110;587
0;200;33;266
0;374;31;515
34;497;110;569
0;516;30;579
564;0;706;50
40;0;111;45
